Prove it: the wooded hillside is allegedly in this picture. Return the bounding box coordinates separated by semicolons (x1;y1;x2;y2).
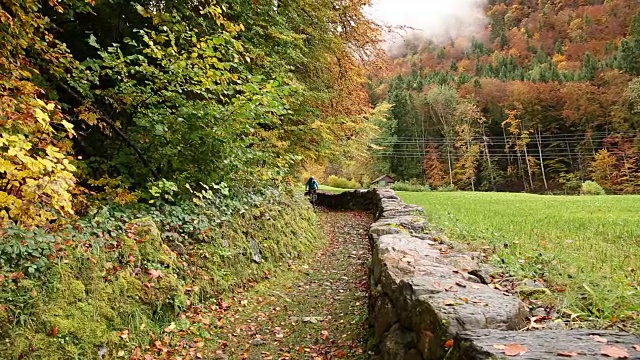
369;0;640;193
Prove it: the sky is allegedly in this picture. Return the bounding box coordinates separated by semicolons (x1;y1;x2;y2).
365;0;488;44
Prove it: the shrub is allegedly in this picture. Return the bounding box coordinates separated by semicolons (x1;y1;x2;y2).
391;181;431;192
437;184;458;192
327;175;362;189
581;181;605;195
0;227;56;276
559;172;582;195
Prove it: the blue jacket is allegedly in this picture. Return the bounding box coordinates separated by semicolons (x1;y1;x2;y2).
306;178;319;191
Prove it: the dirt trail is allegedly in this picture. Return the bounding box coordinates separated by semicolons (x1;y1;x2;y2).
210;209;373;359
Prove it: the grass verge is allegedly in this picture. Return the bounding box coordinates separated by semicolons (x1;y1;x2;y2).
318;185;351;193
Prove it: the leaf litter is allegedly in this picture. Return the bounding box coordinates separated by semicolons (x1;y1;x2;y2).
177;209;373;360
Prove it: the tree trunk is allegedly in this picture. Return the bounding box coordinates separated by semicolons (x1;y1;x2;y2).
503;126;512;168
536;129;548;191
566;141;574;173
521;123;534;191
482;123;495;190
467;136;475;192
447;145;453;186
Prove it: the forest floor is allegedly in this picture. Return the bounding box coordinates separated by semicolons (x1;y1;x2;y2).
202;209;374;359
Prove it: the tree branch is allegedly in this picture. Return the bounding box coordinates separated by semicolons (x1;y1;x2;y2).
58;83;160;180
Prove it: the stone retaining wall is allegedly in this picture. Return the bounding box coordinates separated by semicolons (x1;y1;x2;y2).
318;189;640;360
315;190;377;211
368;189;529;360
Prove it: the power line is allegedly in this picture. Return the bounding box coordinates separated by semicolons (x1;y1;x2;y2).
372;148;629;158
375;135;638;144
387;132;640;141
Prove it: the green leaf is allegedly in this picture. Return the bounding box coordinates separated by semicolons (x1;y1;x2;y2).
88;34;99;48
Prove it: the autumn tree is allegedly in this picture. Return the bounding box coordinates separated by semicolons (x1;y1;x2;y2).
0;0;82;227
615;10;640;75
591;149;618;191
502;110;535;191
423;145;447;188
423;85;462;185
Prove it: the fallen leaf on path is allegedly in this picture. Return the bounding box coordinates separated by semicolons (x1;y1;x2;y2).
334;350;347;358
504;343;528;356
530;315;552;323
164;323;176;333
557;351;578;357
443;299;456;306
600;345;629;358
632;345;640;352
502;344;528;356
591;335;608;344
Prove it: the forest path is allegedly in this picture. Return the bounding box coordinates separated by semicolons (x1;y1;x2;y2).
210;209;373;359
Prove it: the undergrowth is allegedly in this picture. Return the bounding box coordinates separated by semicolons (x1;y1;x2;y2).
0;188;322;359
391;181;431;192
327;175;362;189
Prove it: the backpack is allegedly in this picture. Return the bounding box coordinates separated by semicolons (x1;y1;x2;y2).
308;178;319;190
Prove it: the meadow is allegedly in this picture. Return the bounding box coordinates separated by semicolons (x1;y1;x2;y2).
398;191;640;331
318;184;349;193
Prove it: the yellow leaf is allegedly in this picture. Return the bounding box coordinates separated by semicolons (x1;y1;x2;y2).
34;108;49;126
0;159;15;173
60;120;76;136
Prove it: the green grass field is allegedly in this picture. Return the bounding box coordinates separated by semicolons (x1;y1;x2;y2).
299;184;353;193
318;184;352;193
398;191;640;330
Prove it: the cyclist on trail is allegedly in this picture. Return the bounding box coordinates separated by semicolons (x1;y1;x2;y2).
305;176;319;196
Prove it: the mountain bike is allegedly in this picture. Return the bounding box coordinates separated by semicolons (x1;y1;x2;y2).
305;189;318;210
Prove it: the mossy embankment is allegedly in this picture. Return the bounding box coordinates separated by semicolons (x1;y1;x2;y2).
0;191;322;359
